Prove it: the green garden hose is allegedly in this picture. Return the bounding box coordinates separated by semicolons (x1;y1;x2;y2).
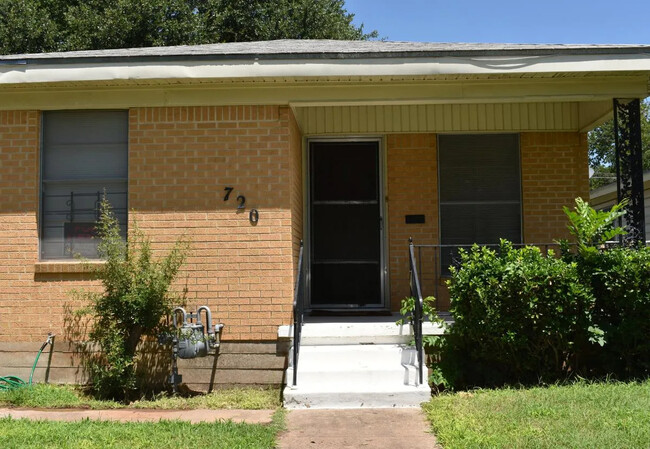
0;334;54;391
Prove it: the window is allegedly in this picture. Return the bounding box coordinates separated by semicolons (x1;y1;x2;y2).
41;110;128;259
438;134;521;271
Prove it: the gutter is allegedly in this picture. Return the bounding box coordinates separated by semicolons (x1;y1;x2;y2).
2;54;650;86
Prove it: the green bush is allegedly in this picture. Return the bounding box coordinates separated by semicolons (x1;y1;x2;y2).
445;241;595;388
560;197;650;378
439;198;650;390
74;199;190;400
578;246;650;377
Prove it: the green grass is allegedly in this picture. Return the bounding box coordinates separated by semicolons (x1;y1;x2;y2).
129;387;282;410
424;380;650;449
0;416;280;449
0;384;281;410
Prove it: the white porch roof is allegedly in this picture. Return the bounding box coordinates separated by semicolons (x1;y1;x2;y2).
1;40;648;132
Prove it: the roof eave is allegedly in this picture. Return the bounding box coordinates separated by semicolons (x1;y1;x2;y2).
2;52;650;86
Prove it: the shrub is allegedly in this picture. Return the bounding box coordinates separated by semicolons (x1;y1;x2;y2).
74;199;189;400
439;198;650;390
578;246;650;377
560;198;650;378
445;241;595;388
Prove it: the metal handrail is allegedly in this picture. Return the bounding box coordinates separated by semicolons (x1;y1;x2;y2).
292;241;305;386
408;237;424;386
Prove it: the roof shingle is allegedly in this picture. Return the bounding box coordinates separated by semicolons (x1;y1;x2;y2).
2;39;650;62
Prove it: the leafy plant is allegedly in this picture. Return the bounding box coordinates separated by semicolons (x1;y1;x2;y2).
446;240;596;387
558;197;650;377
396;296;453;391
578;246;650;377
396;296;438;325
75;199;190;400
562;197;627;254
437;199;650;389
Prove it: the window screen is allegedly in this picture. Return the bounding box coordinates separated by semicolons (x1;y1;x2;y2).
41;111;128;259
438;134;521;271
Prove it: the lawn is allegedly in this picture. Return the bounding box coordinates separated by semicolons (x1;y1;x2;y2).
0;384;281;410
424;380;650;449
0;414;282;449
0;385;284;449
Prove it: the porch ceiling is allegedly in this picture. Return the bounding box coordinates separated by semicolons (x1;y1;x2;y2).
0;74;646;125
291;100;618;134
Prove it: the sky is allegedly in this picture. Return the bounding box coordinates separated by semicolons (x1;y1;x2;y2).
345;0;650;44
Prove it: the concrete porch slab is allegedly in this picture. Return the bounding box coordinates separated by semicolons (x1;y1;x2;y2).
278;312;451;344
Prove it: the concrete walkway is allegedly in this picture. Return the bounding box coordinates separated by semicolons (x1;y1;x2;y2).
278;408;440;449
1;406;441;448
0;407;273;424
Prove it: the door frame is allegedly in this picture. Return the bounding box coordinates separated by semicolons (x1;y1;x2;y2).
303;136;389;311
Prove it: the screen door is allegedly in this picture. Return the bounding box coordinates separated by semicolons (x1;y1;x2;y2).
308;141;384;309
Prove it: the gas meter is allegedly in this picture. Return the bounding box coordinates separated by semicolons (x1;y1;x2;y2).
160;306;224;392
174;306;223;359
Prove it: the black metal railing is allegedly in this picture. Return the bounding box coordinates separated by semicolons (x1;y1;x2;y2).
408;237;425;386
292;241;305;386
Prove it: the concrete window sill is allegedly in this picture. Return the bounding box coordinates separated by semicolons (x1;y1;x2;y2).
34;260;105;274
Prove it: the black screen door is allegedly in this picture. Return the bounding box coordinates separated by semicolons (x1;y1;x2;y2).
309;141;383;308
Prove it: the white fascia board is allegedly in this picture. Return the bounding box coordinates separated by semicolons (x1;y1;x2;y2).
1;53;650;85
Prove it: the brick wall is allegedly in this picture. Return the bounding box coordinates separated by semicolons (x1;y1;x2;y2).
386;134;438;311
0;112;95;343
0;111;40;341
385;131;589;312
0;111;590;344
0;106;298;344
521;132;590;243
289;112;303;274
129;106;297;341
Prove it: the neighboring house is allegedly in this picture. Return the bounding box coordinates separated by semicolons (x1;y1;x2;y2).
590;170;650;238
0;40;649;407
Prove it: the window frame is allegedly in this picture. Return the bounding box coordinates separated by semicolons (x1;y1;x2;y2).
437;133;523;273
39;109;129;261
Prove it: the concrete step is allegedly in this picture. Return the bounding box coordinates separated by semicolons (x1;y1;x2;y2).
283;343;431;409
287;344;422;386
283;382;431;409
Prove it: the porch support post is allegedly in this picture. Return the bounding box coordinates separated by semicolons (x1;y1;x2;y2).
613;98;646;245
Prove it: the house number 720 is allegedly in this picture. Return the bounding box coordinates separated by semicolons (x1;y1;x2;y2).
223;186;258;224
